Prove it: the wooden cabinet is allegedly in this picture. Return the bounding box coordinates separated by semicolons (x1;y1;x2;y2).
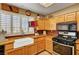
5;36;45;55
45;36;53;53
65;12;76;22
44;19;50;30
37;37;45;53
5;43;13;51
28;44;37;55
36;18;45;30
56;15;65;23
76;50;79;55
77;11;79;31
75;39;79;55
49;18;57;30
6;46;29;55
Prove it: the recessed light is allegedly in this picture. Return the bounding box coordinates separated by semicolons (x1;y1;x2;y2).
40;3;53;7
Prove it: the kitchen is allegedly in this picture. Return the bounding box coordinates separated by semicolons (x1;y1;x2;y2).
0;3;79;55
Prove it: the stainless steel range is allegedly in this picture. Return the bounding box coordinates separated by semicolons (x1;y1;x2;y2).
53;22;77;55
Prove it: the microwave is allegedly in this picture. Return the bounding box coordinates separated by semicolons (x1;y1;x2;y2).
57;22;77;31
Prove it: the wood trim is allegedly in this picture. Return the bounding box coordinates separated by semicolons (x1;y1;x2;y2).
1;3;11;11
11;6;19;13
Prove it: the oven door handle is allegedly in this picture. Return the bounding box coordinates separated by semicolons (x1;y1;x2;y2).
53;41;74;48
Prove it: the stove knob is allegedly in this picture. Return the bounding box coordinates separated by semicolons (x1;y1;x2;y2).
55;40;57;42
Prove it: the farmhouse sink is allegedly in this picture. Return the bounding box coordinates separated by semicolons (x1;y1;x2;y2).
14;37;34;48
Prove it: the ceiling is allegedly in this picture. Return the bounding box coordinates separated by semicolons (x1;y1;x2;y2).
8;3;75;15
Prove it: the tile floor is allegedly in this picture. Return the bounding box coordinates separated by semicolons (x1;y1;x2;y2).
38;51;58;55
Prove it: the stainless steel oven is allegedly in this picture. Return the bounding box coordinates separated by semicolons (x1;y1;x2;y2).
53;41;74;55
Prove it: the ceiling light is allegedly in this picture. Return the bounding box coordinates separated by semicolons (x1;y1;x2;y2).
40;3;53;7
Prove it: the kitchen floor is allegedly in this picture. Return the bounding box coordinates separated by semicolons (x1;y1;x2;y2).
38;51;58;55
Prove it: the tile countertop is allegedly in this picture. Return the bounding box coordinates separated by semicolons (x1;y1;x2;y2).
0;34;56;45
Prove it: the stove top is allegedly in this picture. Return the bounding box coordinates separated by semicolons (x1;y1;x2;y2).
53;36;77;46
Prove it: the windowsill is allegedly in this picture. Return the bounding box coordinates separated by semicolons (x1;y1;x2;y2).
5;34;35;38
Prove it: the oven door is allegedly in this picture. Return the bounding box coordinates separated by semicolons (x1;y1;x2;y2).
53;41;74;55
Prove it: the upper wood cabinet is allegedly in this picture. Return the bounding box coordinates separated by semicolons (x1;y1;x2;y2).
65;12;76;22
56;15;65;23
77;11;79;31
36;18;45;30
49;18;57;30
44;18;50;30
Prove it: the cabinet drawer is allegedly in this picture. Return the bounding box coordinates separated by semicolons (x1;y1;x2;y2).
5;43;13;51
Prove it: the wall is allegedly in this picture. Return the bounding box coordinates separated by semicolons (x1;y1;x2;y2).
0;3;38;19
19;8;37;18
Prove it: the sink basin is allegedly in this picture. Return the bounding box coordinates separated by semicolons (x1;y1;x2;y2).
14;37;34;48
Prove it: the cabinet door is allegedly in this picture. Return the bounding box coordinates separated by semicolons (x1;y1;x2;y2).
49;18;57;30
76;50;79;55
76;43;79;50
36;18;45;30
44;19;50;30
65;12;76;22
28;44;37;55
45;37;53;53
56;15;65;23
6;46;29;55
77;11;79;31
37;37;45;53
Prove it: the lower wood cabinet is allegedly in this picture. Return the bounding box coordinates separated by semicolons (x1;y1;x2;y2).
28;44;37;55
45;36;53;53
6;46;29;55
76;50;79;55
75;39;79;55
5;37;45;55
37;40;45;53
37;37;45;53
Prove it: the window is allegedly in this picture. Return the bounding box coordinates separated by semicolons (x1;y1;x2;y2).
21;16;29;34
0;11;11;34
0;10;35;36
12;14;21;34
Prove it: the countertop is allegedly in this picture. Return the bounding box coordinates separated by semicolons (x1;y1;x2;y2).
0;34;56;45
0;35;49;45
